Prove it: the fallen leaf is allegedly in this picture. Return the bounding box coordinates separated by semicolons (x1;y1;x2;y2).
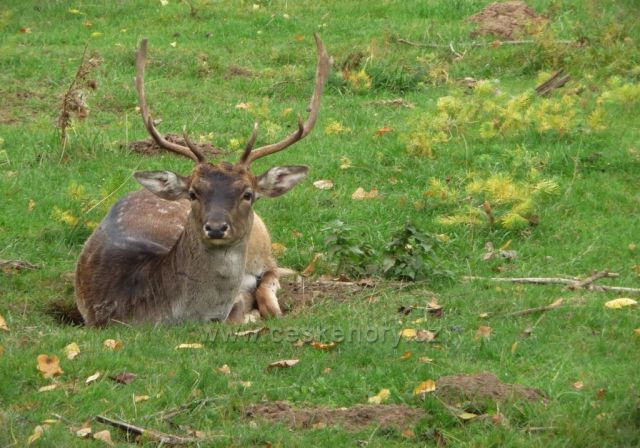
109;372;137;385
635;328;640;336
414;379;436;395
267;359;299;370
418;356;433;363
134;395;150;402
573;381;584;390
216;364;231;375
175;343;204;349
294;34;305;41
323;367;332;374
93;430;114;446
271;243;287;258
458;412;479;420
37;354;64;379
160;0;169;5
511;341;518;353
0;345;4;357
169;41;177;47
20;27;32;34
238;380;252;388
604;298;637;309
64;342;81;360
368;388;390;404
476;325;493;340
234;327;268;337
399;328;417;340
85;371;101;384
416;329;437;342
235;102;251;110
313;179;334;190
339;156;353;169
103;339;123;350
0;314;8;331
310;341;340;351
38;384;58;392
91;32;103;38
597;388;607;400
399;351;413;360
351;187;379;200
302;253;323;277
27;425;44;445
28;199;36;211
375;127;394;137
76;427;92;438
479;312;490;318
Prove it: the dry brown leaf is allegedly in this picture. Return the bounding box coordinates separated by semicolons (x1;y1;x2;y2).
414;379;437;395
476;325;493;340
604;298;637;309
271;243;287;258
109;372;137;385
418;356;433;363
134;394;150;402
375;127;394;137
28;199;36;212
399;351;413;360
573;381;584;390
234;327;269;337
38;384;58;392
352;187;379;200
103;339;123;350
85;371;101;385
27;425;45;445
267;359;299;370
415;329;437;342
302;253;323;277
175;343;204;349
216;364;232;375
634;328;640;336
323;367;332;374
368;388;390;404
37;354;64;379
0;314;9;332
64;342;81;360
93;430;114;446
313;179;334;190
310;341;340;351
235;102;251;110
76;427;92;438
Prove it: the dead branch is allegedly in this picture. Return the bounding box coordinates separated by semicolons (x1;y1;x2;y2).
535;69;571;96
464;271;640;294
397;38;573;49
141;397;217;422
0;259;41;270
503;298;564;318
95;415;199;445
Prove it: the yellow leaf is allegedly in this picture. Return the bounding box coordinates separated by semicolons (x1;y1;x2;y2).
134;395;150;402
91;32;103;38
310;341;340;351
476;325;492;340
271;242;287;258
216;364;231;375
76;427;92;438
267;359;299;370
511;342;518;353
375;127;394;137
313;179;334;190
604;298;637;309
235;102;252;110
28;199;36;212
38;384;58;392
399;351;413;360
0;314;8;331
294;34;305;42
352;187;379;200
418;356;433;363
414;379;436;395
282;107;293;116
0;345;4;357
64;342;81;360
68;8;83;14
93;430;114;446
458;412;479;420
160;0;169;5
634;329;640;336
339;156;353;170
37;354;64;379
85;371;101;384
169;41;177;47
573;381;584;390
233;327;269;337
368;388;390;404
27;425;45;445
175;343;204;349
325;120;351;135
399;328;417;340
103;339;123;350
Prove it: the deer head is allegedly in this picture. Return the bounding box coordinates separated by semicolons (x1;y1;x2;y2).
133;35;330;246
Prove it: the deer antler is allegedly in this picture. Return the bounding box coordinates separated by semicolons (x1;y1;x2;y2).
240;33;331;166
135;39;205;163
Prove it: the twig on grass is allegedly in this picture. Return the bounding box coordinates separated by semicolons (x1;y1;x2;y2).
535;69;571;96
503;298;564;318
396;38;573;49
95;415;199;445
464;270;640;294
141;397;218;422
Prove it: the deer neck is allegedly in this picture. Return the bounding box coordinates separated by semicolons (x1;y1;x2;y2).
159;215;250;323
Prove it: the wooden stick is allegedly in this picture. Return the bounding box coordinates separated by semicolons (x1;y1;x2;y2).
95;415;199;445
397;38;574;48
141;397;217;421
503;299;564;317
535;70;571;96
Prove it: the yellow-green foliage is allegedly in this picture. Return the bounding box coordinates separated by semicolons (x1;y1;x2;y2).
406;76;640;157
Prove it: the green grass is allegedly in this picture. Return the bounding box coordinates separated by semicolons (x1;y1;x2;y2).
2;0;640;446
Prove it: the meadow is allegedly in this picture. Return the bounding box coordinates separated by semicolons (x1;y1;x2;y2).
1;0;640;446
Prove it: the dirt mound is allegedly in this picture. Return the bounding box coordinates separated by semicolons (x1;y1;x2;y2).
277;276;376;313
128;134;224;158
436;372;547;405
245;401;426;431
469;1;547;40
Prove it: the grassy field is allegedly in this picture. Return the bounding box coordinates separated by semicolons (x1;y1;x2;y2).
1;0;640;446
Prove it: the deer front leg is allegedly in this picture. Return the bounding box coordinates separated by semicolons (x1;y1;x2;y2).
255;269;282;317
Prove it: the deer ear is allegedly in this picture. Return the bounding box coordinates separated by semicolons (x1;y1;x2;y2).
255;165;309;198
134;171;190;201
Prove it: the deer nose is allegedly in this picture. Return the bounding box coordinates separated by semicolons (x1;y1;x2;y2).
203;222;229;239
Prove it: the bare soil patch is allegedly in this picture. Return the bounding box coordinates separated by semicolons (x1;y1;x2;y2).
469;1;547;40
128;134;224;158
245;400;426;431
278;276;376;313
226;65;256;79
436;372;547;405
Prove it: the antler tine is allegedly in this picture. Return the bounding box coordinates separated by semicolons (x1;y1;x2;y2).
242;33;331;165
135;39;204;163
182;130;207;162
240;122;259;164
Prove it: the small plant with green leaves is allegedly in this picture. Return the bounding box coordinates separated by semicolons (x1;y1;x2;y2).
322;220;376;277
381;223;451;281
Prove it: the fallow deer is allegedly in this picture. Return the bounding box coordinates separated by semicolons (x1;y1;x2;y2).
75;35;330;326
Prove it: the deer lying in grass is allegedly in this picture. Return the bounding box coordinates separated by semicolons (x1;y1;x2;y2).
75;35;330;326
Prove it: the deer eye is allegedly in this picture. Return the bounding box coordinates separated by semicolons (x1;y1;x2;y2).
242;191;253;201
188;190;197;200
